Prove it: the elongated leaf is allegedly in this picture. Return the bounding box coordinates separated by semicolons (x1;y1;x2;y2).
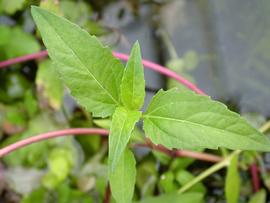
134;192;203;203
109;149;136;203
143;88;270;151
120;41;145;110
31;6;124;117
225;154;240;203
109;107;141;171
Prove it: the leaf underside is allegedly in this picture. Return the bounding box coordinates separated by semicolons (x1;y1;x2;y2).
143;88;270;151
31;6;124;117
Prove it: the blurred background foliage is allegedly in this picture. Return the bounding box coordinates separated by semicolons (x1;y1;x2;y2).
0;0;270;203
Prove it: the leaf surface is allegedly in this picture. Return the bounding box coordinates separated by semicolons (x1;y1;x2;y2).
120;41;145;110
134;192;203;203
31;6;124;117
225;154;240;203
143;88;270;151
109;107;141;171
109;149;136;203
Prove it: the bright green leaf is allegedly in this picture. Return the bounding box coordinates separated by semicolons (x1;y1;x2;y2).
134;192;204;203
36;59;64;109
225;154;240;203
120;41;145;110
109;149;136;203
248;189;266;203
143;88;270;151
31;6;124;117
109;107;141;171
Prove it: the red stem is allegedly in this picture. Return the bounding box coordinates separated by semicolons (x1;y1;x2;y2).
250;163;260;192
0;50;206;95
103;183;111;203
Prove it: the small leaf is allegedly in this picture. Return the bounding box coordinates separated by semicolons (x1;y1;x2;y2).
248;189;266;203
109;149;136;203
36;59;64;109
225;154;240;203
120;41;145;110
143;88;270;151
109;107;141;171
31;6;124;117
134;192;204;203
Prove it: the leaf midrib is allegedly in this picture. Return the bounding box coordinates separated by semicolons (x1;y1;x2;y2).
144;115;266;145
38;10;120;105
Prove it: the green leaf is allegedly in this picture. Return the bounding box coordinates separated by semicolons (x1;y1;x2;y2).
31;6;124;117
143;88;270;151
36;59;64;109
120;41;145;110
225;154;240;203
248;189;266;203
109;149;136;203
109;107;141;171
134;192;203;203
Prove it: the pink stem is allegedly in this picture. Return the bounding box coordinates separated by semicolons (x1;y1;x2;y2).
0;128;109;157
0;50;48;69
0;50;206;95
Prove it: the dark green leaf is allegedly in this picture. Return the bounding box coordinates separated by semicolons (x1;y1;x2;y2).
31;6;124;117
143;88;270;151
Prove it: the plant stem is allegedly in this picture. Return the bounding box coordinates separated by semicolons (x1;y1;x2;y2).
0;128;109;157
260;120;270;133
178;150;241;194
0;50;206;95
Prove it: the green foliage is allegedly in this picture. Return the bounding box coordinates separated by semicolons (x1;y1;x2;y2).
176;170;206;194
36;59;64;109
109;149;136;203
109;107;141;171
120;41;145;110
0;0;26;14
0;25;40;59
134;192;204;203
248;189;266;203
30;6;270;202
31;6;124;118
42;148;74;189
225;154;240;203
143;88;270;151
